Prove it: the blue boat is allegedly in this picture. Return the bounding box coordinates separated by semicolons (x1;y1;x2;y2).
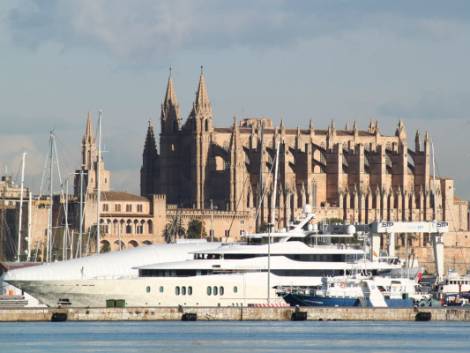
283;293;414;308
280;276;421;308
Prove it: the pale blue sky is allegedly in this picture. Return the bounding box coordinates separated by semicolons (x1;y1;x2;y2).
1;1;470;198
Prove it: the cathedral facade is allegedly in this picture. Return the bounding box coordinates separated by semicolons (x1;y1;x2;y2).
141;69;468;233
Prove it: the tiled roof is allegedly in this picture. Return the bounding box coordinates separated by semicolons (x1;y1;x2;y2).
101;191;149;202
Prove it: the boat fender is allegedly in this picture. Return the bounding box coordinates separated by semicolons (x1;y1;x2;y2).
291;311;307;321
51;312;68;322
415;312;432;321
182;313;197;321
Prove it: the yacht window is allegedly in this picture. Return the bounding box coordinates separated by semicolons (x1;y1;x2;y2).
207;286;212;296
182;286;187;295
213;286;218;295
175;286;180;296
146;286;151;293
233;286;238;293
220;286;224;296
188;286;193;296
159;286;164;293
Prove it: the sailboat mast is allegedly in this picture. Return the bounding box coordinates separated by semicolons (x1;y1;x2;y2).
27;191;32;261
78;169;84;257
267;138;281;304
62;178;69;260
46;131;54;262
16;152;26;262
96;110;102;254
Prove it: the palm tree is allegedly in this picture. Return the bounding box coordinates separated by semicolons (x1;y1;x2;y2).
163;215;185;243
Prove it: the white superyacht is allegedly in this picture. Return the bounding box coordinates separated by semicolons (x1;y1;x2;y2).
5;209;408;307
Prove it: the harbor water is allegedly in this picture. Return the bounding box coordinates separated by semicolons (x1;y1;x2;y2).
0;321;469;353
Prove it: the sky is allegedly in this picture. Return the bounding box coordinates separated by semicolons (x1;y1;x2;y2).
1;0;470;198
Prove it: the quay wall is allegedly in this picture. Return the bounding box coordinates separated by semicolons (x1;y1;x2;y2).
1;307;470;322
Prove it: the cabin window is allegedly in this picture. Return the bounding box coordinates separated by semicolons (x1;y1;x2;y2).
175;286;180;296
213;286;218;295
207;286;212;296
182;286;187;295
146;286;151;293
188;286;193;296
159;286;164;293
233;286;238;293
219;287;224;296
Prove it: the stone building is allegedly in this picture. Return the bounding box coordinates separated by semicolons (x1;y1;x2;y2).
73;113;251;253
140;68;470;273
0;176;49;261
141;69;468;232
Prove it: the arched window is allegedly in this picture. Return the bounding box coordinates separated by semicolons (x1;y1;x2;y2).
205;119;209;132
214;156;225;171
148;220;153;234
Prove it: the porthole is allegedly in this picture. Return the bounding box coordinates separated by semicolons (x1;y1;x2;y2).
219;286;224;296
213;286;218;295
146;286;151;293
207;286;212;296
175;286;180;296
188;286;193;296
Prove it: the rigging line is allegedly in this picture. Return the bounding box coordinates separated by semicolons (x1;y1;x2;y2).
52;134;64;187
227;173;250;235
255;144;279;227
38;151;49;198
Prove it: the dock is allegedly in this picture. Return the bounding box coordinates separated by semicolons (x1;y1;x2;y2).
1;307;470;322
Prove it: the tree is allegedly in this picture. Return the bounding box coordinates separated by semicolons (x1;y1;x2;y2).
100;241;111;253
186;219;206;239
163;218;186;243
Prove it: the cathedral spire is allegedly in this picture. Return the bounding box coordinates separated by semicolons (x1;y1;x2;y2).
161;67;181;134
141;120;159;197
83;112;94;145
194;65;212;116
164;67;178;107
143;120;158;155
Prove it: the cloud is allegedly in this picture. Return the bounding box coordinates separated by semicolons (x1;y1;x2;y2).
377;91;470;120
7;0;470;64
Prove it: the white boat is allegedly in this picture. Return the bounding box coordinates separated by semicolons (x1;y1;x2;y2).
3;240;220;306
5;210;411;307
280;275;431;308
436;270;470;295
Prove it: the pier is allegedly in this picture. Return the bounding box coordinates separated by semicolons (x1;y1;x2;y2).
1;307;470;322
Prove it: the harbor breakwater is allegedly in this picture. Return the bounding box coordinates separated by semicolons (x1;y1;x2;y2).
1;307;470;321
